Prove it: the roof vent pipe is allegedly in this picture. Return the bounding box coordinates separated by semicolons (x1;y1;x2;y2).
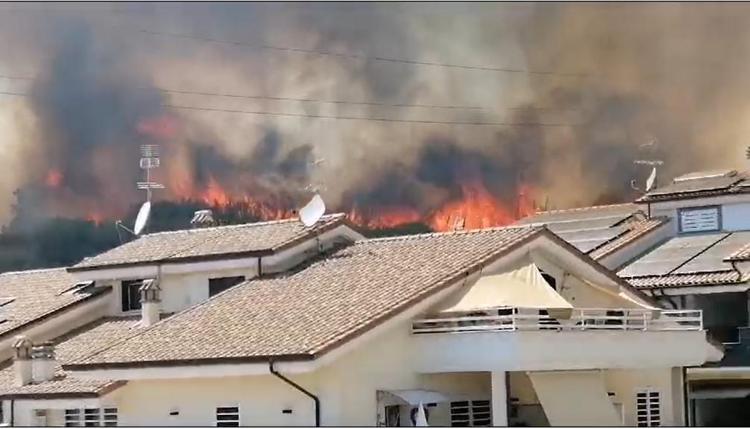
191;210;215;228
12;336;32;386
32;341;56;382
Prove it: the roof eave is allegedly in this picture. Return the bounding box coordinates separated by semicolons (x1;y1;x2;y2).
62;353;315;372
67;216;350;273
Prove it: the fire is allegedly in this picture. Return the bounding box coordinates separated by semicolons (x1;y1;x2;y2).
45;169;63;188
201;177;231;207
349;206;422;229
428;181;516;231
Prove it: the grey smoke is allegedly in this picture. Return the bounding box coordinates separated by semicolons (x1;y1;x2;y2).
0;3;749;225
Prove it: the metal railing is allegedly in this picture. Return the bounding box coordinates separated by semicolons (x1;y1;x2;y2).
412;308;703;334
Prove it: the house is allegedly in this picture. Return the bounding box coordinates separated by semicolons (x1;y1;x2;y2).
0;211;716;426
518;168;750;426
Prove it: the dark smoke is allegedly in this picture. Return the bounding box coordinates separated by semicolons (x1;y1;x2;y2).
1;2;750;229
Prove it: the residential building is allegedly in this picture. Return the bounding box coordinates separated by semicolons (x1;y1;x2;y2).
0;211;716;426
518;168;750;426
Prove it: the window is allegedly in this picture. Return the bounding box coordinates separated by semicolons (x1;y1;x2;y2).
450;400;491;427
679;206;720;233
384;405;400;427
65;408;117;427
636;389;661;427
121;279;143;312
209;276;246;297
540;272;557;291
216;406;240;427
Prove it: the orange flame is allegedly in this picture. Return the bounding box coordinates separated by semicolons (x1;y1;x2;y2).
349;205;422;229
428;181;516;231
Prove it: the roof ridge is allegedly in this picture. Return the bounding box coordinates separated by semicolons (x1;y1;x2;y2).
0;267;67;277
356;224;541;243
531;202;636;216
142;213;346;237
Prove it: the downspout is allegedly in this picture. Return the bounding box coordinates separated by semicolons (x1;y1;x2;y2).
257;257;263;277
10;398;14;426
269;361;320;426
682;366;690;426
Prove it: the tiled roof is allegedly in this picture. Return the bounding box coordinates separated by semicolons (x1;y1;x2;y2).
0;317;142;398
589;218;668;260
70;214;351;271
727;242;750;261
516;203;640;225
65;226;544;368
0;269;109;341
626;272;749;289
516;204;667;260
637;170;750;203
620;231;750;289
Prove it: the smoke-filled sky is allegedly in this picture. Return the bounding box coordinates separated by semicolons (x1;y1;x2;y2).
0;2;749;226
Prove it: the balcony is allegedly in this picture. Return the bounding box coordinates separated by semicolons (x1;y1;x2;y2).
412;307;703;334
410;308;711;373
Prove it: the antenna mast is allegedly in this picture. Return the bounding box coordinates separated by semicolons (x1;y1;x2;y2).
137;144;165;203
633;137;664;192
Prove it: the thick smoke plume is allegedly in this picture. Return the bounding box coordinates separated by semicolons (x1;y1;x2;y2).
0;3;749;229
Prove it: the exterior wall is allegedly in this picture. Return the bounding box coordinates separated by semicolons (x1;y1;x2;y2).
112;267;258;316
722;202;750;231
603;367;683;426
643;194;750;234
69;320;490;427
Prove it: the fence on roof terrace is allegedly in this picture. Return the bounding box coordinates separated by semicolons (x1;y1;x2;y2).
412;308;703;334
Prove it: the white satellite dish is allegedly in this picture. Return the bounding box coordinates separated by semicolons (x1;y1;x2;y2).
299;193;325;227
133;201;152;235
646;167;657;191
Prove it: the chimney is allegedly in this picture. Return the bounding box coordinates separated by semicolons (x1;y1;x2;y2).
139;279;161;327
12;336;32;386
32;341;56;382
191;210;215;228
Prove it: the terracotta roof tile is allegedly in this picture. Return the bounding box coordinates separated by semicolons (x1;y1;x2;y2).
70;214;349;271
637;171;750;203
66;226;543;368
727;242;750;261
0;317;143;398
589;217;668;260
0;269;108;340
627;271;748;289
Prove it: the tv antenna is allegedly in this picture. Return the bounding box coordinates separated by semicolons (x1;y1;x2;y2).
297;156;327;227
633;137;664;193
116;144;165;240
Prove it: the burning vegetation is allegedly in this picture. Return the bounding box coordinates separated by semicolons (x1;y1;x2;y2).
2;3;750;271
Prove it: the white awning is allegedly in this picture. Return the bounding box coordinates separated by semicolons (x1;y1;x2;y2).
435;259;573;313
383;390;450;406
528;370;623;426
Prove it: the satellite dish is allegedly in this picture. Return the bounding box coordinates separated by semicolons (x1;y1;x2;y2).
133;201;152;235
646;167;657;191
299;193;325;227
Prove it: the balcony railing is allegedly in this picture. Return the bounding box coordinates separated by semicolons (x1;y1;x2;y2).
412;308;703;334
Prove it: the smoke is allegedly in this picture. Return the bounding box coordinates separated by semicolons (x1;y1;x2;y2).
1;3;750;227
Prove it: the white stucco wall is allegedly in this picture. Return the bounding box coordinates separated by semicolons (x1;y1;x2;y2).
604;367;683;426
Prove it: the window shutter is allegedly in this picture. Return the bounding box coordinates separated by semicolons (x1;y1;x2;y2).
450;400;492;427
216;406;240;427
636;389;661;427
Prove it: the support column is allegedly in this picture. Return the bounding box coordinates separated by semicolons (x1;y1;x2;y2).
491;371;508;426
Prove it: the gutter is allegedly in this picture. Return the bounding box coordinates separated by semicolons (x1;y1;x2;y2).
269;361;320;426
